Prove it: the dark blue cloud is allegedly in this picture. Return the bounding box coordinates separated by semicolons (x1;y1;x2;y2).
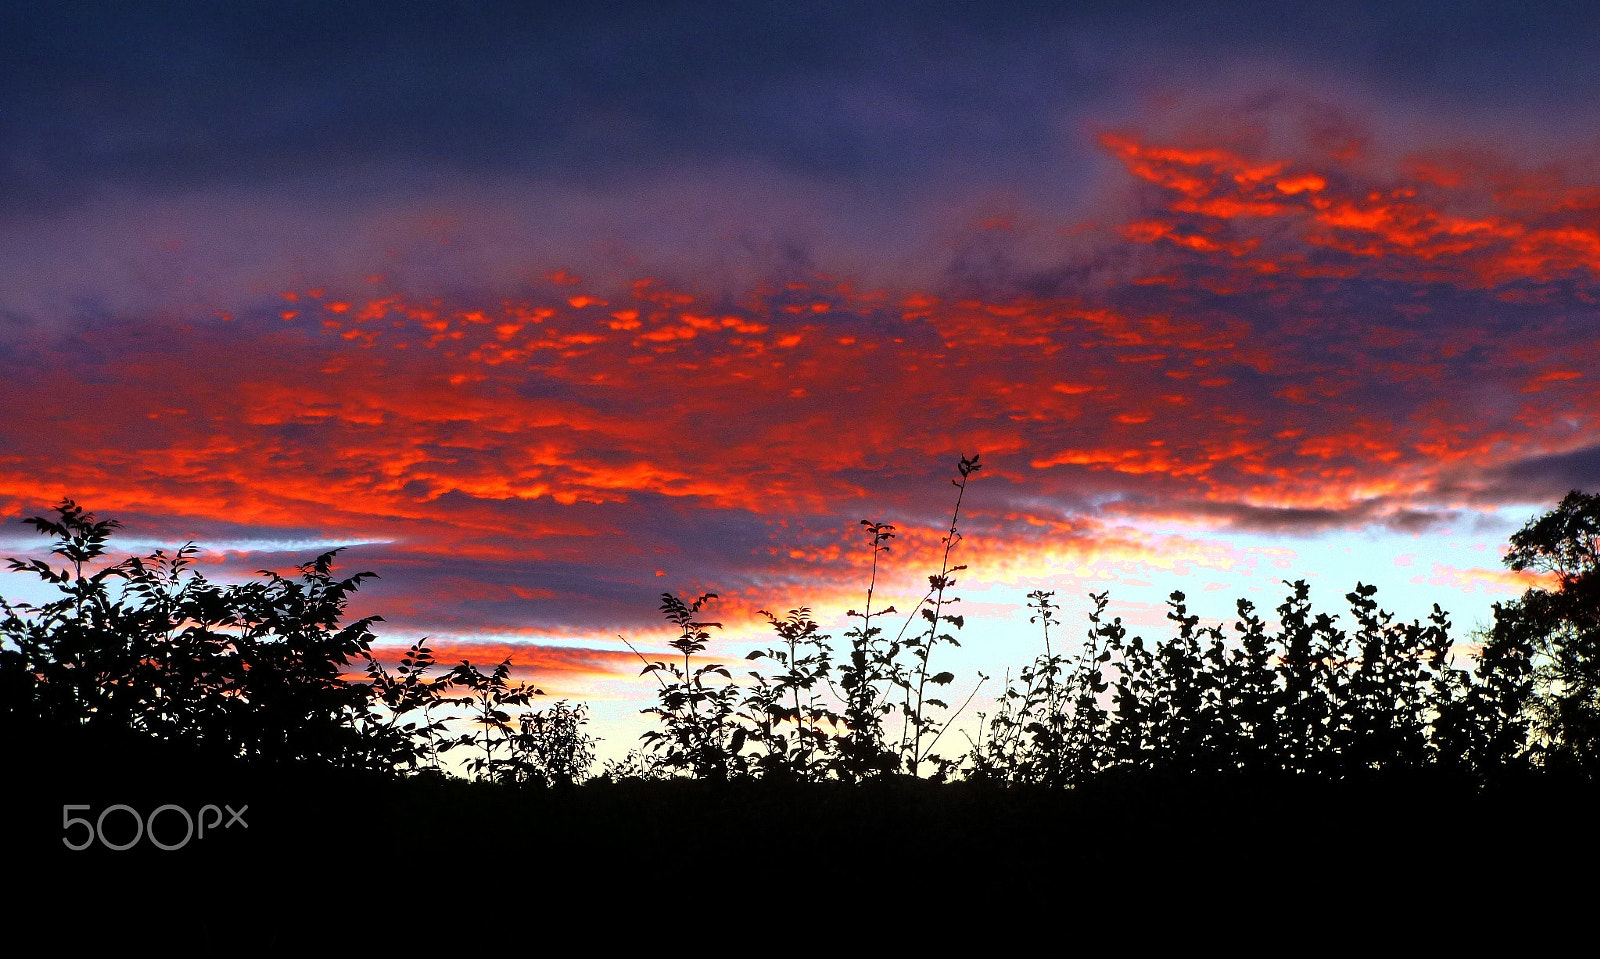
1476;445;1600;503
9;1;1600;213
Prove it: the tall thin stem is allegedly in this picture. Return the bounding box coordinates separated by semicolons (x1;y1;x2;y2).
906;452;981;776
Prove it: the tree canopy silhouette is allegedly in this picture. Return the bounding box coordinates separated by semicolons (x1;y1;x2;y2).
0;499;590;781
0;500;387;766
1492;489;1600;773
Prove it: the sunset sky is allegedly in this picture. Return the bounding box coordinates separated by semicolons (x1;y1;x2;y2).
4;1;1599;762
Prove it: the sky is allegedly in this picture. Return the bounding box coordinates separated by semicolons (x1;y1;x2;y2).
3;1;1599;763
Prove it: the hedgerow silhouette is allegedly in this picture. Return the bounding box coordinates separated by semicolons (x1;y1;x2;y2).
2;470;1595;789
608;457;1567;784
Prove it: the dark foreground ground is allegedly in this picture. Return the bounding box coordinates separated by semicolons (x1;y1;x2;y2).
9;725;1597;946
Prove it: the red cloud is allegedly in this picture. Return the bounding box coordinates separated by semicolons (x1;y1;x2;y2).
4;108;1597;649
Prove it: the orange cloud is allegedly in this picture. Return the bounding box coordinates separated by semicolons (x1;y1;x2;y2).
4;110;1598;661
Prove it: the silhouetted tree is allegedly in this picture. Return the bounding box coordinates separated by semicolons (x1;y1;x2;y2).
742;606;839;780
635;591;744;780
835;520;901;781
357;639;458;774
2;500;497;776
506;699;597;786
221;548;384;765
1494;490;1600;773
440;657;543;782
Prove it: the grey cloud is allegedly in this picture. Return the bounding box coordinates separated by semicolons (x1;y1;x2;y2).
1472;445;1600;504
